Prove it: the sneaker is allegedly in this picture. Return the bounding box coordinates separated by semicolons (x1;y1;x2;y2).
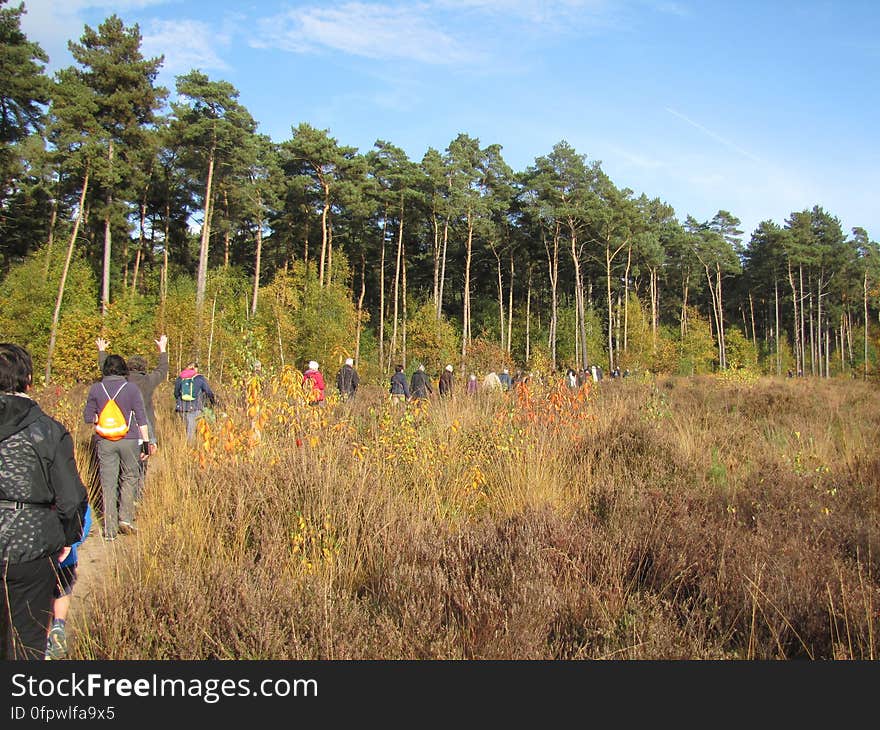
45;623;67;660
118;522;137;536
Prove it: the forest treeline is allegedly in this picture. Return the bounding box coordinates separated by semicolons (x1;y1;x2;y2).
2;5;879;385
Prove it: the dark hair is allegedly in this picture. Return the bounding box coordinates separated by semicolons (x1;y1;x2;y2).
102;354;129;377
395;364;404;372
0;343;33;393
127;355;147;373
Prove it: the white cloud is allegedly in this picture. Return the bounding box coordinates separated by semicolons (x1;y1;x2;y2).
433;0;610;24
253;2;484;64
652;2;689;18
142;19;231;75
18;0;173;70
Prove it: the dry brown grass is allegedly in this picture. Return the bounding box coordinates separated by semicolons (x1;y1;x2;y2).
41;372;879;659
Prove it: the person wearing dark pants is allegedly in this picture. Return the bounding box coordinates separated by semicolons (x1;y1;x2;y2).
1;343;88;660
83;354;150;540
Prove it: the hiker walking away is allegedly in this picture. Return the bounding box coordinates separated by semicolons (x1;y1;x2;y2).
483;371;502;391
498;368;512;392
439;364;454;397
302;361;326;406
335;358;359;402
410;364;432;401
84;354;150;540
97;335;168;454
467;373;478;395
390;364;410;405
98;334;168;503
174;361;216;440
1;343;88;660
45;503;92;660
565;367;577;389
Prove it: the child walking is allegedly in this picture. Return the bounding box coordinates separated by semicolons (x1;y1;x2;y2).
45;504;93;660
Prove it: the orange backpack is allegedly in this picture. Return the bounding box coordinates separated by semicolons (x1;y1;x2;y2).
95;383;131;440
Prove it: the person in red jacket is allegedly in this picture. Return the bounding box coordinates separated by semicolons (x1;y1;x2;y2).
302;361;326;406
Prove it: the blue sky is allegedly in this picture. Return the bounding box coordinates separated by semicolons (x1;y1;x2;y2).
19;0;880;242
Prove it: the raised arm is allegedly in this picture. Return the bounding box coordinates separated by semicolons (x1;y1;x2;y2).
146;334;169;387
96;337;109;371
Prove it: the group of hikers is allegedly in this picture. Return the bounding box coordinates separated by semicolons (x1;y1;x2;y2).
301;359;625;406
2;335;627;661
0;336;217;661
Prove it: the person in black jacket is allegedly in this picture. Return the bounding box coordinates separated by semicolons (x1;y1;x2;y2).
335;358;359;402
389;364;410;405
0;343;88;660
410;364;432;400
439;364;454;397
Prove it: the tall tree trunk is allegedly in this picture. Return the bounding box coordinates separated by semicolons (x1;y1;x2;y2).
865;269;870;379
681;274;690;338
569;225;587;368
507;251;514;356
431;203;440;312
388;207;403;370
703;264;722;368
808;289;816;376
749;291;758;353
355;253;366;365
326;211;334;285
45;168;89;385
196;145;216;321
101;141;114;317
493;244;505;350
544;223;560;370
378;207;388;370
799;265;806;375
402;237;408;369
716;264;726;369
788;262;801;375
775;279;780;376
303;217;310;265
461;208;474;365
438;217;449;321
222;188;230;268
160;200;170;328
623;243;632;353
318;180;330;288
605;234;628;372
525;263;532;365
650;267;658;345
251;203;264;317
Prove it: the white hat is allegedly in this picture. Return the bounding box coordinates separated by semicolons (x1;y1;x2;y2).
308;361;319;370
345;358;354;366
445;364;453;372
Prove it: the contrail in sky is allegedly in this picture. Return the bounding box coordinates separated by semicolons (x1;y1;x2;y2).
665;107;765;165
